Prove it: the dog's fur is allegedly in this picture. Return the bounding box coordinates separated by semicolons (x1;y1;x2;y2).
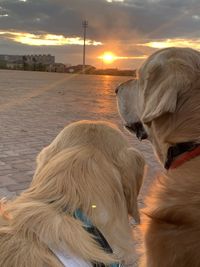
0;120;145;267
116;79;140;126
116;47;200;267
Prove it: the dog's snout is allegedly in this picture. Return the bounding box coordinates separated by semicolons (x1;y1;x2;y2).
125;122;148;141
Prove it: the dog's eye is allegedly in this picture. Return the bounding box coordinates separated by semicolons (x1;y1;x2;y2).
144;121;152;128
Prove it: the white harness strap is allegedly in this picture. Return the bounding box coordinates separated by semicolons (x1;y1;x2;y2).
52;249;93;267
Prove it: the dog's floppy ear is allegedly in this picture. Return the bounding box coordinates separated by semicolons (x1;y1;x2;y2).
118;148;145;223
140;59;194;124
35;144;59;177
141;83;178;124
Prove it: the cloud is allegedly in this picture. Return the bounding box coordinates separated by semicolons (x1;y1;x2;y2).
0;31;102;46
106;0;124;2
0;0;200;68
140;38;200;50
0;0;199;41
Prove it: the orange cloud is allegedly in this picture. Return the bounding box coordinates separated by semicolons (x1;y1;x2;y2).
139;38;200;50
0;31;102;46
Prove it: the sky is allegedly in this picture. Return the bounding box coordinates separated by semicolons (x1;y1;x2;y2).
0;0;200;69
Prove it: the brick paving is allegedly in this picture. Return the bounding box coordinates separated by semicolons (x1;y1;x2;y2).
0;70;163;265
0;70;162;199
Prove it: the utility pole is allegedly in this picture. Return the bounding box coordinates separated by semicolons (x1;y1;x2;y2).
82;20;88;74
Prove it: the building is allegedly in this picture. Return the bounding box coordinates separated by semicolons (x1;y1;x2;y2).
0;55;23;63
65;65;96;74
7;62;23;70
0;54;55;70
24;54;55;65
0;55;23;69
47;63;66;73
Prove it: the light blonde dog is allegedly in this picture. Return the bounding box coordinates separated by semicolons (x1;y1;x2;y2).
116;47;200;267
0;120;145;267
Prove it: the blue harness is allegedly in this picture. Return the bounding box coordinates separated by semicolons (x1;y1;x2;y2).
74;210;122;267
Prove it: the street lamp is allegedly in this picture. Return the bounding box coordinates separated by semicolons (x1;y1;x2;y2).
82;20;88;74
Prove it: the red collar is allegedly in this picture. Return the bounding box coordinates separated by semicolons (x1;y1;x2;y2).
165;142;200;170
170;145;200;169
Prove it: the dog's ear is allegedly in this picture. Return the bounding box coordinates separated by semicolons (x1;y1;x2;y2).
141;83;178;124
118;148;145;223
140;59;194;124
35;144;58;176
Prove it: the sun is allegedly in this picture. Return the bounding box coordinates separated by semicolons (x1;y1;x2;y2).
99;52;116;64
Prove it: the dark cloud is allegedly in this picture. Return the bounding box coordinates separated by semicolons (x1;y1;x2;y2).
0;0;200;68
1;0;199;39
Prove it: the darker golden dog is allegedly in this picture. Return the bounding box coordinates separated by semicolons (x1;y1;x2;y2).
117;47;200;267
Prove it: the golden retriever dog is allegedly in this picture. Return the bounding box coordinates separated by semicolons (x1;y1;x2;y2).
0;120;145;267
116;47;200;267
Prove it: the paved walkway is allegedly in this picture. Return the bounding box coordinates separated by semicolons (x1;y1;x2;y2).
0;70;162;200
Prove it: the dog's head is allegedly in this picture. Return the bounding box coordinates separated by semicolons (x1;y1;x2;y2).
116;79;148;141
31;120;145;260
117;47;200;165
34;120;145;223
138;47;200;163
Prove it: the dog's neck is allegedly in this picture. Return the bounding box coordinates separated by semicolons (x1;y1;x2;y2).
165;141;200;170
164;154;200;205
150;155;200;222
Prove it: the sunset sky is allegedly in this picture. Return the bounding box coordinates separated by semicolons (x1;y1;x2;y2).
0;0;200;69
